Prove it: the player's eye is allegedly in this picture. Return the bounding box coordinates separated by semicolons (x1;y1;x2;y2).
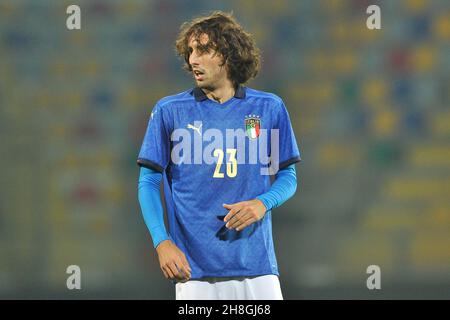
198;45;210;54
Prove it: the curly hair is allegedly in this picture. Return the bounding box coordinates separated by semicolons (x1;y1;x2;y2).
175;11;261;87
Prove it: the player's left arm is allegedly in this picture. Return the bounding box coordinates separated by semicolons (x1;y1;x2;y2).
223;163;297;231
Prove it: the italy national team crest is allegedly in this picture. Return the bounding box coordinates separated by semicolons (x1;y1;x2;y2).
245;115;261;139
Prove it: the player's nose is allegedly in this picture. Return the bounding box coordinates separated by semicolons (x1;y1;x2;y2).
189;52;200;66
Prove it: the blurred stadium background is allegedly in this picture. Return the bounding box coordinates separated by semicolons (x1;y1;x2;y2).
1;0;449;299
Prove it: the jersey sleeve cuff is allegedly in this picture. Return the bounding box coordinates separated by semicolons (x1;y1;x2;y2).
137;158;165;173
279;155;301;170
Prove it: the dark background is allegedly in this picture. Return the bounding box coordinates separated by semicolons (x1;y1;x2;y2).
1;0;449;299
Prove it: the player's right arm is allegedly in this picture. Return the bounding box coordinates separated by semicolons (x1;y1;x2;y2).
138;166;191;280
137;103;191;280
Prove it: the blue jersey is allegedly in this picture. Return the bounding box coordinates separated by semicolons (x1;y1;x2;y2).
137;86;301;279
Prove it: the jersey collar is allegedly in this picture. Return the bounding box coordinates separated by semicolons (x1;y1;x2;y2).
192;85;246;102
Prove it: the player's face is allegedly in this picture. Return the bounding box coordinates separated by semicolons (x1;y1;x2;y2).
188;33;229;90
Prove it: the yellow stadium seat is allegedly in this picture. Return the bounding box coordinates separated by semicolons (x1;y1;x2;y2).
431;112;450;136
404;0;428;13
371;109;399;137
410;45;436;72
433;13;450;40
362;78;388;105
410;232;450;269
409;145;450;167
384;178;450;200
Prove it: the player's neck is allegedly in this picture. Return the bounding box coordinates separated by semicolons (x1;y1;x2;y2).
203;80;235;104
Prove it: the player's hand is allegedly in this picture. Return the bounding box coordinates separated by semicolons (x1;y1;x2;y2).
155;240;192;281
223;199;267;232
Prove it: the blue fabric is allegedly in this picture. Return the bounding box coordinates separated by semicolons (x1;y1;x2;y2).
137;164;297;250
256;164;297;211
137;86;301;279
138;167;170;248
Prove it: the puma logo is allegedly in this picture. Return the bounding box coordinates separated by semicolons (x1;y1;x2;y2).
187;123;202;135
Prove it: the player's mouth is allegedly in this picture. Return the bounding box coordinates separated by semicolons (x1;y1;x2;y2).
193;70;205;81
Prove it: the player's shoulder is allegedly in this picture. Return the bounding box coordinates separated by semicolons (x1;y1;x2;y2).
244;87;284;106
155;89;195;109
